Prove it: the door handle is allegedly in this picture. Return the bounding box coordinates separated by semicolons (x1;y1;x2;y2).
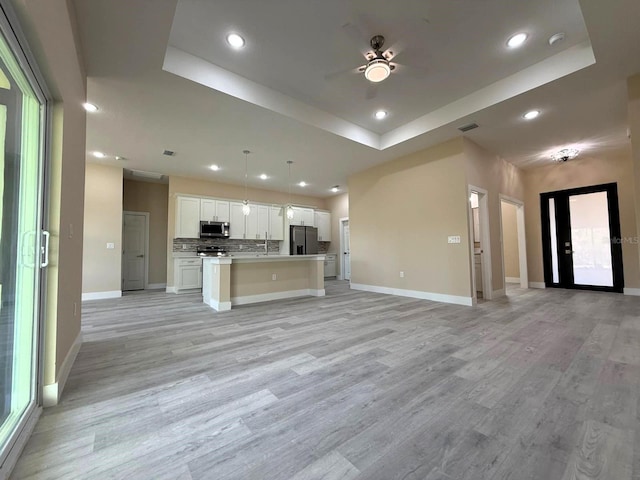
564;250;573;254
41;230;50;268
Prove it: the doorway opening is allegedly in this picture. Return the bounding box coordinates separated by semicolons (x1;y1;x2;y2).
339;217;350;281
468;186;492;302
541;183;623;292
122;211;149;291
500;195;528;294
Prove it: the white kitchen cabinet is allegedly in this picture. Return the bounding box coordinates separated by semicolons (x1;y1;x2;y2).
229;202;246;239
174;257;202;292
324;254;337;278
256;205;270;240
245;204;258;239
315;211;331;242
200;199;230;222
175;196;201;238
290;207;315;226
269;206;284;240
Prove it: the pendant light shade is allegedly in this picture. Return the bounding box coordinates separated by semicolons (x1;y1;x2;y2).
286;160;294;219
242;150;250;216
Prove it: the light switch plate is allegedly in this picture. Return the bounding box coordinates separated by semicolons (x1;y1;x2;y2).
448;236;461;244
106;242;115;249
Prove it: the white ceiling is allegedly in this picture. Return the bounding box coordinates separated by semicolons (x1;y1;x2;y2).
75;0;640;197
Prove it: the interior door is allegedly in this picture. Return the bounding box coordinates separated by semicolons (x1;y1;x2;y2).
541;183;623;292
342;221;351;281
122;213;146;291
0;18;48;471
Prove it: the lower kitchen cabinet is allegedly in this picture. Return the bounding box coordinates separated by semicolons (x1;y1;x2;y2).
174;257;202;292
324;253;337;278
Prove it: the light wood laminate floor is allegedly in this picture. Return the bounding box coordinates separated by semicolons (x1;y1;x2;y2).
11;281;640;479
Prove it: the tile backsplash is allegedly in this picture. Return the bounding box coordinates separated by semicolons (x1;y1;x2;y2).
173;238;331;254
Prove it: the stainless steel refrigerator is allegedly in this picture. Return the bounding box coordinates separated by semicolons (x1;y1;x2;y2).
290;226;318;255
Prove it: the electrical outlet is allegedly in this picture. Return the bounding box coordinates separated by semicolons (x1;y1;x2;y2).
73;302;77;317
239;244;243;250
272;274;277;281
400;271;404;278
106;242;115;249
69;223;74;239
182;244;187;250
448;235;461;244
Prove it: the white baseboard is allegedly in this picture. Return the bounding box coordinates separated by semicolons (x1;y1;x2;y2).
505;277;520;284
147;283;166;290
43;331;82;407
81;290;121;301
206;299;232;311
624;288;640;296
529;282;546;289
166;286;177;293
232;289;323;306
350;283;473;306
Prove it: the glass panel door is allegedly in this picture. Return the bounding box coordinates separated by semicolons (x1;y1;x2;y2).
540;183;623;293
0;18;46;468
569;192;613;287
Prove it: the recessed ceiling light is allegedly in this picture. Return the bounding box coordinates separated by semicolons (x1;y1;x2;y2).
375;110;388;120
507;33;528;48
331;186;339;193
115;156;126;161
523;110;540;120
226;33;245;49
298;181;307;187
209;164;220;171
92;151;105;158
83;102;98;112
259;173;268;180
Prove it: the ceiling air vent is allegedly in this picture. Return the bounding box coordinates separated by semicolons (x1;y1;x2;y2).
163;150;175;156
458;123;479;133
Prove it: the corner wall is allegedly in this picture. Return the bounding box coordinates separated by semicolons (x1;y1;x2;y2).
325;192;348;276
82;164;123;297
348;138;473;303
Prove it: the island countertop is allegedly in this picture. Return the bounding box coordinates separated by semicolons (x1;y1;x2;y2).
201;254;325;311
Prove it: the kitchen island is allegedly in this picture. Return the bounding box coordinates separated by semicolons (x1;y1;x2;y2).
202;255;325;311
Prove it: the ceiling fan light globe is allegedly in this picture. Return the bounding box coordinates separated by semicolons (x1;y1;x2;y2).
364;60;391;83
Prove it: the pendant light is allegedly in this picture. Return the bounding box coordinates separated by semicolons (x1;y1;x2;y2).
242;150;251;216
286;160;294;220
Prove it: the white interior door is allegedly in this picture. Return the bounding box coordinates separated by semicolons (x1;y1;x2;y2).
122;212;147;291
342;220;351;281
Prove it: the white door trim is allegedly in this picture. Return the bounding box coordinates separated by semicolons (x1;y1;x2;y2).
468;185;492;301
499;195;528;289
339;217;349;281
122;211;150;290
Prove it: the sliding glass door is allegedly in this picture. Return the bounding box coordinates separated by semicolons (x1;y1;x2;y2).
0;7;48;470
540;183;623;293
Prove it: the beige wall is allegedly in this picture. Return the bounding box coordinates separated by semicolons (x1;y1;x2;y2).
82;164;123;293
629;75;640;255
464;138;525;293
123;179;169;285
14;0;87;387
349;138;473;299
325;192;349;276
167;175;328;286
522;151;640;288
230;261;314;297
501;202;520;278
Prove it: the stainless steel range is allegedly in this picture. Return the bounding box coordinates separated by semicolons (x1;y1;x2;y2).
196;245;228;257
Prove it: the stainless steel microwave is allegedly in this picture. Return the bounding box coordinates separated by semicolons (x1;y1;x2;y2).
199;221;230;238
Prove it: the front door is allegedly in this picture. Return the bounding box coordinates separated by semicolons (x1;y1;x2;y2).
122;212;146;291
541;183;623;292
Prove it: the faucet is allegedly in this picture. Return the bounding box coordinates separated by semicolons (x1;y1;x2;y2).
257;232;268;255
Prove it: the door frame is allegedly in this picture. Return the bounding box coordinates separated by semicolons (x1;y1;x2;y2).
122;211;150;290
338;217;349;281
468;185;493;301
499;195;528;289
540;182;623;293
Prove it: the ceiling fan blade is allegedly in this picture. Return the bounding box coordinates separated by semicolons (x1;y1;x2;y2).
365;82;378;100
382;40;406;62
324;66;364;81
341;21;371;56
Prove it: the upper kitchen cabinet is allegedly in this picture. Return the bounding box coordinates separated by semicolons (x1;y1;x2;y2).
229;202;246;239
242;204;270;240
270;206;284;240
200;199;230;223
315;211;331;242
290;207;315;227
175;196;201;238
